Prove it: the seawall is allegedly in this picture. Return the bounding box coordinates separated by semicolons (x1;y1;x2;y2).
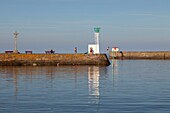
109;51;170;60
0;53;110;66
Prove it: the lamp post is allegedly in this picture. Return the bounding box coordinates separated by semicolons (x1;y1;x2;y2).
13;31;19;53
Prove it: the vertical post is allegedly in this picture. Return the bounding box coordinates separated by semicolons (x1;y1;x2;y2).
13;31;19;53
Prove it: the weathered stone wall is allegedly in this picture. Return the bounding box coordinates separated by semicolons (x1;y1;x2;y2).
0;53;110;66
110;51;170;59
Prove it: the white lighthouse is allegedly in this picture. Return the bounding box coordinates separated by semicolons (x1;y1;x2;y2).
94;27;100;54
88;27;100;54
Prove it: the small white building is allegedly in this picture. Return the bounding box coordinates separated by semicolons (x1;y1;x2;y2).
88;44;99;54
112;47;119;52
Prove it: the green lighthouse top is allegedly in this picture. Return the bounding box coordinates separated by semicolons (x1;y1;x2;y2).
94;27;100;33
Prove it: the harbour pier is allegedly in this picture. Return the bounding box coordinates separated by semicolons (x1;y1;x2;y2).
0;53;110;66
110;51;170;60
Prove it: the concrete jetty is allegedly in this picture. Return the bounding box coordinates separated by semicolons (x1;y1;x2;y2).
0;53;110;66
109;51;170;60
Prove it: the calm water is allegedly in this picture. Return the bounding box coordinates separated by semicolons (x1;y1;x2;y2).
0;60;170;113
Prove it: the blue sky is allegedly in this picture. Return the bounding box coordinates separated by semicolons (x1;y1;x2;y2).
0;0;170;53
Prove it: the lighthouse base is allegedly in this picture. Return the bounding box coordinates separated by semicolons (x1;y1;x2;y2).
88;44;100;54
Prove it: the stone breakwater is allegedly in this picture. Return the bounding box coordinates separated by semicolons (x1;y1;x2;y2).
0;53;110;66
110;51;170;60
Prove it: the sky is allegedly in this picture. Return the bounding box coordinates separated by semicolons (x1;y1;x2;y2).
0;0;170;53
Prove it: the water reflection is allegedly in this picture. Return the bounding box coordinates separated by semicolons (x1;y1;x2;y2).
0;66;105;95
111;59;119;86
1;61;170;113
88;66;100;113
112;59;118;76
0;66;108;113
88;66;100;96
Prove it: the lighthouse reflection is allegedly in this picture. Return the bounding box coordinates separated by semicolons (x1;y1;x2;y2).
88;66;100;96
88;66;100;108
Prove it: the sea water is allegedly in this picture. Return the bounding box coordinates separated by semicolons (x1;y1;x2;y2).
0;60;170;113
